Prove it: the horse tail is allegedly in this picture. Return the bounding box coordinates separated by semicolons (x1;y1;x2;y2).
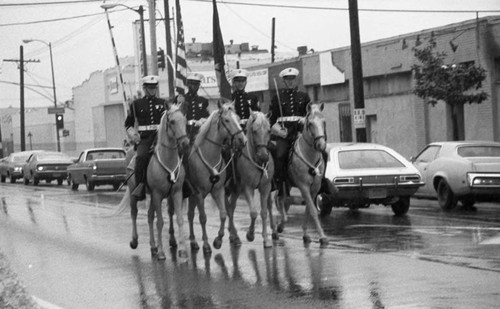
110;186;131;216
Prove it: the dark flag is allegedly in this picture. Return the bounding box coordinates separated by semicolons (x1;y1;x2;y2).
175;0;187;95
212;0;231;100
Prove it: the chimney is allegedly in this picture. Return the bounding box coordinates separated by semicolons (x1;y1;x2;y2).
297;45;307;56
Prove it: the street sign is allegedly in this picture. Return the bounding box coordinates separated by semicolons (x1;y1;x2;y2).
353;108;366;129
48;107;65;114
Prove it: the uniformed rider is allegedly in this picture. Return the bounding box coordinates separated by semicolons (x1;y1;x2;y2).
269;67;310;197
181;73;210;143
231;69;260;128
124;75;167;200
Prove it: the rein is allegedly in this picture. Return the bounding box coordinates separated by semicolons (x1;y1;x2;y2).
293;114;325;177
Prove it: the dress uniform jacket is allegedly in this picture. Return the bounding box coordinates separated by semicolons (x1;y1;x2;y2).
124;96;167;138
232;90;260;127
269;87;311;141
181;91;210;139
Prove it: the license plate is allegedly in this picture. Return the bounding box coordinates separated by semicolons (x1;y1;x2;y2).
368;188;387;198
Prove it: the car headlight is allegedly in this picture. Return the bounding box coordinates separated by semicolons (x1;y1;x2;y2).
37;166;44;171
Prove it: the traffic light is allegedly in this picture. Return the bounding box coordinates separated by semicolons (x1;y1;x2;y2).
157;48;165;70
56;114;64;130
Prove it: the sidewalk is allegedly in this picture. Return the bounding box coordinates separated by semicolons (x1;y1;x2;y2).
0;252;40;309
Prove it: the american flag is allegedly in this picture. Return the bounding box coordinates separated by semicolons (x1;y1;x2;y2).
175;0;187;95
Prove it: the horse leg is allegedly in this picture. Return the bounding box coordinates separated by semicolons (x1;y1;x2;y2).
267;193;279;241
211;188;227;250
259;185;272;248
172;190;189;260
243;187;257;243
147;195;158;258
298;185;329;248
129;187;139;249
167;196;177;248
227;192;241;246
187;195;200;252
275;192;288;233
151;191;166;260
197;195;212;255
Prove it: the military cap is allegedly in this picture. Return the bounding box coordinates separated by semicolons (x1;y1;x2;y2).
279;67;299;78
187;72;204;83
142;75;159;85
231;69;248;80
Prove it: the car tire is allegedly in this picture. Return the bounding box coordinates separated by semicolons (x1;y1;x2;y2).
71;180;79;191
33;177;39;186
10;176;16;183
23;177;29;185
317;194;333;218
57;178;63;186
1;175;5;183
86;178;95;191
391;196;410;216
437;179;458;211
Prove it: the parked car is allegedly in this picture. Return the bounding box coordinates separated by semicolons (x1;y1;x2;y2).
0;150;45;183
22;151;73;185
411;141;500;210
67;147;127;191
318;143;424;216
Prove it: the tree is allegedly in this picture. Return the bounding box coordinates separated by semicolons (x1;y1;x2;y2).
412;37;488;140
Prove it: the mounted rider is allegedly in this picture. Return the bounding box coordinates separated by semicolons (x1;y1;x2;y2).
180;73;210;143
231;69;260;128
125;75;167;201
269;68;333;198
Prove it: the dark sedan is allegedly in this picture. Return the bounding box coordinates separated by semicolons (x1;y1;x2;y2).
22;151;73;186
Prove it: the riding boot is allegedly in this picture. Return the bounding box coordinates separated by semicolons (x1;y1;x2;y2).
132;182;146;201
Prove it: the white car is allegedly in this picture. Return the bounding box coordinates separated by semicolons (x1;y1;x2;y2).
318;143;424;216
412;141;500;210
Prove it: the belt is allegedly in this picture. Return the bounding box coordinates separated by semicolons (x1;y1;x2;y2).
138;124;159;131
277;116;303;122
187;120;197;126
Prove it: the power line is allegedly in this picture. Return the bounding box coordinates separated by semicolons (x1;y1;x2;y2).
0;0;103;7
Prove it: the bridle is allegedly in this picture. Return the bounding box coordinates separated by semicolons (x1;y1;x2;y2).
216;108;245;148
164;109;189;149
302;112;326;151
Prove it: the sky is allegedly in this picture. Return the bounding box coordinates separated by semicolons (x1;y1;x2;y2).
1;0;499;109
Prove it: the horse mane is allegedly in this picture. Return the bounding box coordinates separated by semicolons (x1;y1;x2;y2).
191;108;219;151
246;111;267;150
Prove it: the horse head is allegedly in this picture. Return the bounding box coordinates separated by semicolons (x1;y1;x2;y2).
247;111;271;164
217;101;247;151
162;104;190;154
304;103;326;152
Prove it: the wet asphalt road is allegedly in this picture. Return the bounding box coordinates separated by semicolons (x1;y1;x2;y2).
1;183;500;309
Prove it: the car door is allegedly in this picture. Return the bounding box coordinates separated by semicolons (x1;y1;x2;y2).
69;152;86;183
412;145;441;196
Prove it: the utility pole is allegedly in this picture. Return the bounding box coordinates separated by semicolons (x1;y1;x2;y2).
4;48;40;152
163;0;175;98
148;0;159;75
271;17;276;63
348;0;367;142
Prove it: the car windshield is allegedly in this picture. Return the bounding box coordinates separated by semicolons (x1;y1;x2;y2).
338;149;405;169
13;155;30;162
38;153;70;160
87;151;125;160
457;146;500;157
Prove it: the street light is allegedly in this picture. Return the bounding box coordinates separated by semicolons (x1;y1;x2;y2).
101;3;148;76
22;39;61;152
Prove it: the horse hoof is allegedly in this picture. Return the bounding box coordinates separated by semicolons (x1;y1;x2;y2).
277;224;284;233
130;238;138;249
213;237;223;250
191;242;200;251
230;236;242;247
151;247;158;257
246;231;255;242
157;251;166;260
303;235;312;244
272;232;279;240
263;239;273;248
203;245;212;256
319;237;329;248
170;239;178;248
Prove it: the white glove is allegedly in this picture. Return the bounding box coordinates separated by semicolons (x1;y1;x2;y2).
126;127;141;144
271;123;288;139
196;118;207;127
